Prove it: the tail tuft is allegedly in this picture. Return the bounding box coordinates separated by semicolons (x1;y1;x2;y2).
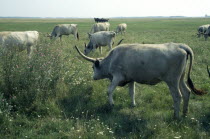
187;78;207;95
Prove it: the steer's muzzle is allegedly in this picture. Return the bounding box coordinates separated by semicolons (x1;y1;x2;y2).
93;75;100;80
93;76;97;80
84;50;88;56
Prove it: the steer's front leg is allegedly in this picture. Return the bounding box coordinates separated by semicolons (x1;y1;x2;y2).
99;46;102;54
27;45;35;59
129;82;136;107
107;75;123;106
108;43;112;50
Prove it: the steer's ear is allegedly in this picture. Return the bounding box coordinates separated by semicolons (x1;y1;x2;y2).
87;33;91;39
94;59;100;68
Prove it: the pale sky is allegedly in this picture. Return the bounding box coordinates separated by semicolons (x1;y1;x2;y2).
0;0;210;18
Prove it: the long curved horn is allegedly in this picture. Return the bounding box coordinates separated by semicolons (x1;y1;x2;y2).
75;45;96;63
207;65;210;78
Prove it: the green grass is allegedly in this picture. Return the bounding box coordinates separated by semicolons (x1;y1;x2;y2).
0;18;210;138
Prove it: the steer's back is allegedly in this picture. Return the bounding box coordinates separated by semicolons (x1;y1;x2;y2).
108;43;188;84
91;23;110;33
91;31;115;46
0;31;39;50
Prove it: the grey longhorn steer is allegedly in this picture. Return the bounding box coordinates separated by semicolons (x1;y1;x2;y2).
203;26;210;41
75;43;206;119
116;23;127;35
90;22;110;33
48;24;79;41
0;31;39;58
197;24;210;38
84;31;116;55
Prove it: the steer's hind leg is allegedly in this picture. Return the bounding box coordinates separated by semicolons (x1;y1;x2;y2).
128;82;136;107
109;42;113;50
59;35;62;41
99;46;102;54
27;46;32;58
108;75;124;106
179;72;191;116
167;81;182;119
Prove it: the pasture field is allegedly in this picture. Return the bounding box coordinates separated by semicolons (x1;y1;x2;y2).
0;18;210;138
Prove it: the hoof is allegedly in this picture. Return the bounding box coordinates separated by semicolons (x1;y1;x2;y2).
110;104;114;108
173;115;180;120
182;113;188;118
131;104;136;108
105;104;114;112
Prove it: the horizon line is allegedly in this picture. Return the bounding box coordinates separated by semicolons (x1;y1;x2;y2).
0;15;209;19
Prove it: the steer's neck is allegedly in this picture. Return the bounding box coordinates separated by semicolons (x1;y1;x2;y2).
100;57;112;79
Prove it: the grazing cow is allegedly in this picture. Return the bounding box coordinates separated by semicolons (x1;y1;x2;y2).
49;24;79;41
207;65;210;77
197;24;210;38
203;26;210;41
90;22;110;33
0;31;39;58
116;23;127;35
75;43;206;119
84;31;116;55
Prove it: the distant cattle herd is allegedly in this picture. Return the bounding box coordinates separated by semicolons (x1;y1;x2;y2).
0;18;209;119
94;18;109;23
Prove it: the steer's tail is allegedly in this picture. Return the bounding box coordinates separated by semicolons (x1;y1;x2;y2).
181;45;206;95
112;39;124;46
77;32;79;40
117;39;124;45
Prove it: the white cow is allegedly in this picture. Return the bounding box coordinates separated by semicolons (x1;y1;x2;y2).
90;22;110;33
116;23;127;35
49;24;79;41
0;31;39;58
75;43;206;119
84;31;116;55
